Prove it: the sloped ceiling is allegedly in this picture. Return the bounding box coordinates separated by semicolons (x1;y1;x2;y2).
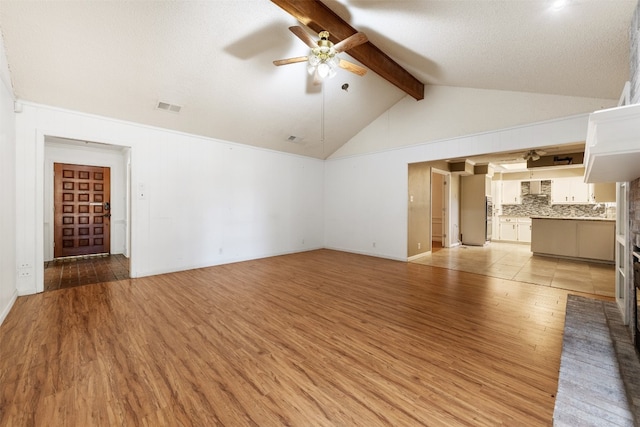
0;0;635;159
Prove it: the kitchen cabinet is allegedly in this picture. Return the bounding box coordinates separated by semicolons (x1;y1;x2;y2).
499;217;530;243
576;221;615;261
499;218;518;241
501;180;521;204
517;218;532;242
584;103;640;183
531;217;614;262
551;177;592;204
593;182;616;203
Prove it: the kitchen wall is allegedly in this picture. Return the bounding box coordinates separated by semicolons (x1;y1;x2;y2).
407;162;431;257
502;180;610;218
325;114;591;260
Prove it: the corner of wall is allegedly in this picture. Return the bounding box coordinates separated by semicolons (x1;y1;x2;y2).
0;29;15;100
0;30;17;325
0;290;18;326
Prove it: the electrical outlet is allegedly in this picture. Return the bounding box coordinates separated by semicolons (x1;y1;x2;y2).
372;242;376;248
418;242;421;250
18;271;31;277
19;263;31;269
138;183;146;200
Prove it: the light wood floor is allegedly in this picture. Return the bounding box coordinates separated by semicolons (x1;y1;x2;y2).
0;249;612;426
413;242;615;297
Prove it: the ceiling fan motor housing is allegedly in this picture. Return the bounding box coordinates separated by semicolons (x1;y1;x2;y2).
308;31;339;78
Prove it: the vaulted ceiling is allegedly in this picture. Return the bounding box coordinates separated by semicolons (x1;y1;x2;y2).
0;0;635;159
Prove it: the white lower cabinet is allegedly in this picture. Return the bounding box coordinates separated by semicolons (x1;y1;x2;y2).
498;217;531;243
517;220;532;242
499;221;518;241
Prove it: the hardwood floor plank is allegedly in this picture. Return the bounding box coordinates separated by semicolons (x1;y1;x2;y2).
0;249;607;426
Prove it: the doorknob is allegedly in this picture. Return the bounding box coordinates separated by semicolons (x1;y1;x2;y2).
103;213;111;218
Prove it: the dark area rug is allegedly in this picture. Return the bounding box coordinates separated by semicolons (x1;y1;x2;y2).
553;295;638;426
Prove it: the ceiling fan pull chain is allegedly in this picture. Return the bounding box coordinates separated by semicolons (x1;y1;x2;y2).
321;83;325;156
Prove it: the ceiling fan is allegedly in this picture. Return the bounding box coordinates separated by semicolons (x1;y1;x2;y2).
273;26;368;84
523;149;547;161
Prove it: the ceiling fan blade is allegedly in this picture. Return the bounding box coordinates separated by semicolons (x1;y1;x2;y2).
334;32;368;53
273;56;309;66
339;59;367;76
289;26;317;49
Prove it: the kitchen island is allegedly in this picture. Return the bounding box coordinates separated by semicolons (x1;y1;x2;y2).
531;216;615;263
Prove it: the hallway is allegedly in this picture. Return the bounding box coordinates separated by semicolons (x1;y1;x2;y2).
44;254;129;291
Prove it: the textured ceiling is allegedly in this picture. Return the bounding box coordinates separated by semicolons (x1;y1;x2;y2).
0;0;636;159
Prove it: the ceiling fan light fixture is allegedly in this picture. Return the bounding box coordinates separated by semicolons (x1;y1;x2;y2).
306;31;341;82
274;26;369;83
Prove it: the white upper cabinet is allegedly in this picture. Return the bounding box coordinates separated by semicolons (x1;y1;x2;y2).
551;177;592;204
501;180;521;204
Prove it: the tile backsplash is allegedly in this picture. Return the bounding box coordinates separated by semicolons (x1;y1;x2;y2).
500;180;614;218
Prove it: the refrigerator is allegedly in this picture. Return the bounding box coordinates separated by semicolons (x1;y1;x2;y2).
460;174;492;246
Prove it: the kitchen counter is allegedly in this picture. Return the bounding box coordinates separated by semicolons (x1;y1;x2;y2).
531;217;615;262
530;216;614;222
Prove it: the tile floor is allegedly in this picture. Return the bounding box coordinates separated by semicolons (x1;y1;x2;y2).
412;241;615;297
44;254;129;292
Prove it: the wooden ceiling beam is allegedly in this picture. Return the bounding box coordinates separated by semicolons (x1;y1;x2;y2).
271;0;424;101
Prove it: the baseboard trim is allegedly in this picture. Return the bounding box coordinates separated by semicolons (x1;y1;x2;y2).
0;289;18;326
407;251;431;261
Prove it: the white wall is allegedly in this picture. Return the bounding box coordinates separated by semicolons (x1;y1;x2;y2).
0;32;17;324
44;140;129;261
331;85;616;159
324;114;590;260
15;103;325;295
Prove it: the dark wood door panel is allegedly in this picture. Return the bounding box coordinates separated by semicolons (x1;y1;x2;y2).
54;163;111;258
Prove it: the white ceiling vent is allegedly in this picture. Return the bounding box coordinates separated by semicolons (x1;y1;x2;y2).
287;135;304;143
156;101;182;113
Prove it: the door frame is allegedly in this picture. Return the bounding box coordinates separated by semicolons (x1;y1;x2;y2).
53;162;112;258
431;168;451;248
37;132;133;293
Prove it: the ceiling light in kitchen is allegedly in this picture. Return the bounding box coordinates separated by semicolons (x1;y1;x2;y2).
500;162;527;171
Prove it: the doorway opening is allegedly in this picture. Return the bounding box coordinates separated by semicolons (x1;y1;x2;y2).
44;254;129;291
407;162;457;260
44;136;131;291
431;168;451;249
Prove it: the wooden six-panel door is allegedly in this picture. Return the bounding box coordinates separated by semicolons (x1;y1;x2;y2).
54;163;111;258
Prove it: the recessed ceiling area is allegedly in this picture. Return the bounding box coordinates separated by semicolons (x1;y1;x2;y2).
447;142;587;173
